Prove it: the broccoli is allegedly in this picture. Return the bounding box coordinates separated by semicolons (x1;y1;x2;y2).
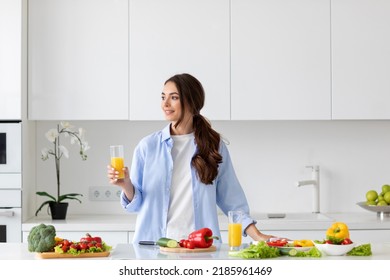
28;223;56;252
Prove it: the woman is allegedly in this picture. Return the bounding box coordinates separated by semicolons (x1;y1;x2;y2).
107;73;274;243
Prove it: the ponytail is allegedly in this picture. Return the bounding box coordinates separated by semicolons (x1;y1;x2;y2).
192;114;222;184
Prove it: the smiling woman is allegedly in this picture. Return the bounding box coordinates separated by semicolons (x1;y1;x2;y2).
107;73;279;244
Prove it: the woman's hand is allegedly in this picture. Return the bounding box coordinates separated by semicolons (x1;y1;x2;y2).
107;165;135;201
107;165;129;187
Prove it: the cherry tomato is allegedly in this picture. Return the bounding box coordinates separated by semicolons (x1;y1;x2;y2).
179;239;186;247
185;241;195;249
325;240;333;244
79;242;89;250
267;240;288;247
70;243;80;250
80;233;102;244
341;238;353;245
61;245;69;252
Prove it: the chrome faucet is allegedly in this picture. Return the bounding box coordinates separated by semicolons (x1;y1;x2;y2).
296;165;320;213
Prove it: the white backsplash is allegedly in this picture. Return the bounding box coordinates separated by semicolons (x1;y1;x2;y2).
32;120;390;218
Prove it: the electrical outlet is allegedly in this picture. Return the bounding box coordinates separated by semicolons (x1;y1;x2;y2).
89;186;121;201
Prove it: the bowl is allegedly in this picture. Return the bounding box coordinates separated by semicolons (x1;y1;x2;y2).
357;202;390;213
314;242;355;256
357;202;390;220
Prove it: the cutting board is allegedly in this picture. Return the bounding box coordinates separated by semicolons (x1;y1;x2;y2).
160;245;217;253
36;251;110;259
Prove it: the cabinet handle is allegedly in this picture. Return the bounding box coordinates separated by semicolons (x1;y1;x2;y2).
0;211;14;217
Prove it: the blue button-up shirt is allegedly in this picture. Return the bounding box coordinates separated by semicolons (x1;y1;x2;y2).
121;124;256;244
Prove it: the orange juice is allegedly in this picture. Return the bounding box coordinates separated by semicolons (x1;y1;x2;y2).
111;157;124;179
228;223;242;247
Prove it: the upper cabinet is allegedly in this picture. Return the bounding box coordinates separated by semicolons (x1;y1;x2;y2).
129;0;230;120
28;0;129;120
331;0;390;119
0;0;21;120
231;0;331;120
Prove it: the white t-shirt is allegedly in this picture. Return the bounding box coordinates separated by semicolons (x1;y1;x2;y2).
166;133;195;241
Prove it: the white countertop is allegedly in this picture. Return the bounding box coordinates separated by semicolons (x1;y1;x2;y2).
2;242;390;260
22;212;390;232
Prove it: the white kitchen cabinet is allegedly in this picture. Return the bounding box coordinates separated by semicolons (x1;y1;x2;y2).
332;0;390;119
231;0;331;120
28;0;129;120
0;0;21;120
129;0;230;120
23;231;129;246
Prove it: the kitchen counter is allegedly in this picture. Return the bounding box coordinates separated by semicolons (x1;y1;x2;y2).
1;242;390;260
23;212;390;232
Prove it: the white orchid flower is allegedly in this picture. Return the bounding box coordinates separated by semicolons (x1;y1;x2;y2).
61;121;74;130
58;145;69;158
45;129;59;143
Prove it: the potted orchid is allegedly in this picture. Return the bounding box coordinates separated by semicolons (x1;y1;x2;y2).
35;122;90;219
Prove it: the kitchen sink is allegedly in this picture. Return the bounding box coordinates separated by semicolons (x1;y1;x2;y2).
254;212;333;222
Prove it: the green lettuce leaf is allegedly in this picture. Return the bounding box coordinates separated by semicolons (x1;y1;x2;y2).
228;241;280;259
346;244;372;256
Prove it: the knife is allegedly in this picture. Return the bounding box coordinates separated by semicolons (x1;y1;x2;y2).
138;241;157;245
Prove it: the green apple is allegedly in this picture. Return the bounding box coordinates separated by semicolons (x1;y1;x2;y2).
377;200;388;206
384;192;390;204
382;185;390;194
366;190;378;202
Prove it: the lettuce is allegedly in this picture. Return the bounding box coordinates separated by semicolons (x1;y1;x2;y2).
346;244;372;256
228;241;280;259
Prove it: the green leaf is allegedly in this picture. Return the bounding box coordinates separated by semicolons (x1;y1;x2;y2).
346;244;372;256
34;200;52;216
36;191;57;201
58;193;83;203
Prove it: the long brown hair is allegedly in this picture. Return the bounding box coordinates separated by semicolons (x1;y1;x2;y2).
164;73;222;184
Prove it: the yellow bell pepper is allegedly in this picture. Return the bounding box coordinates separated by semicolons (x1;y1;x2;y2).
326;222;350;244
293;239;314;247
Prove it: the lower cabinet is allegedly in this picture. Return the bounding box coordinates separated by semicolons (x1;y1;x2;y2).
23;231;129;246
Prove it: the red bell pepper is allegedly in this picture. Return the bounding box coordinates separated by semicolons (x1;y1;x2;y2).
187;228;219;248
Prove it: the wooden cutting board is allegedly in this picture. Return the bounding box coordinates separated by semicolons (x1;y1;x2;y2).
36;251;110;259
160;245;217;253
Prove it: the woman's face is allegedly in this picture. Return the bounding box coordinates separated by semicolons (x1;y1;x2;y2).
161;81;182;123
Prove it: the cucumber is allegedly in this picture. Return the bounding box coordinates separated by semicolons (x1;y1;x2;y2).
288;249;298;256
157;237;178;248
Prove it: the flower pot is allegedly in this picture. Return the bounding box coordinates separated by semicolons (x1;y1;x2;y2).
49;202;69;220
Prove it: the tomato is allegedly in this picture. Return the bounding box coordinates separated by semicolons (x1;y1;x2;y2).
70;243;80;250
80;233;102;244
185;240;195;249
341;238;353;245
79;242;89;250
267;240;288;247
325;240;333;244
61;245;69;252
179;239;186;248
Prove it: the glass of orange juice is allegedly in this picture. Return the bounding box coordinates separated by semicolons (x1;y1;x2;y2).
110;145;125;179
228;210;243;251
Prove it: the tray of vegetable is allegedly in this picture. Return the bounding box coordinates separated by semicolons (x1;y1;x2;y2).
28;224;112;259
157;228;218;253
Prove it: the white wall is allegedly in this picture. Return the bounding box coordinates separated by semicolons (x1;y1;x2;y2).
31;120;390;219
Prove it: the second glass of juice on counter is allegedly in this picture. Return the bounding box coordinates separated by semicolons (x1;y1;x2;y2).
110;145;125;179
228;210;243;251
